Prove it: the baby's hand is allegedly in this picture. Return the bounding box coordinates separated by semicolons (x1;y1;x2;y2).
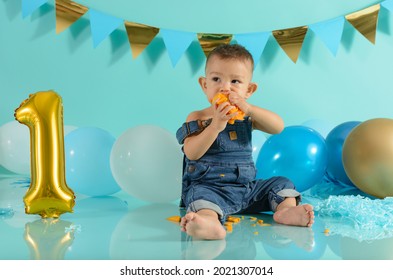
228;92;250;115
211;93;245;125
210;98;237;131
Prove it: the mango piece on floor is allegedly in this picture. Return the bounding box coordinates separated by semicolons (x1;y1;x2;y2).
225;224;233;232
226;216;241;223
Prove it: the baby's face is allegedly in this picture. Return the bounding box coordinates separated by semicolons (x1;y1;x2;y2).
202;55;254;101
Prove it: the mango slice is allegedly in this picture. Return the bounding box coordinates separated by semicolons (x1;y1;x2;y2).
211;93;245;124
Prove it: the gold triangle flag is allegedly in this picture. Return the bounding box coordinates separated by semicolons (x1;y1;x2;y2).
345;4;380;44
197;33;233;57
124;21;159;59
273;26;308;63
55;0;88;34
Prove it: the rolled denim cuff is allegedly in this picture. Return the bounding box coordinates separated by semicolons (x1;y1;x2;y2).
187;199;223;218
271;189;302;212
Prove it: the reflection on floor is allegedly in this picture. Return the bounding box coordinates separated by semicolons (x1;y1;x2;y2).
1;174;393;260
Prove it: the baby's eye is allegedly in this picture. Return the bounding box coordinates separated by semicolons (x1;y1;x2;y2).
212;77;220;82
231;79;241;84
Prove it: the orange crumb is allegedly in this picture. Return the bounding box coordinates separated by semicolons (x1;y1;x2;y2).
253;231;259;235
227;216;241;223
324;229;330;235
257;220;264;224
259;223;271;226
166;216;181;223
250;217;257;221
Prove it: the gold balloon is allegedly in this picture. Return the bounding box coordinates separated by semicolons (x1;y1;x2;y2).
14;90;75;218
342;118;393;198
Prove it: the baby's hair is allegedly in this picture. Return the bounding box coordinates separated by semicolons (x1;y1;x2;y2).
206;44;254;70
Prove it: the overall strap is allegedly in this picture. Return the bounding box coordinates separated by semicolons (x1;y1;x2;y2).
176;119;212;144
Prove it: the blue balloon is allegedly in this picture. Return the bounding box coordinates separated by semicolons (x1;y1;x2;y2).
325;121;361;187
256;126;328;192
65;127;120;196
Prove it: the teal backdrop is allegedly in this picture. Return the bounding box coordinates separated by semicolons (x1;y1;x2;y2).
0;0;391;138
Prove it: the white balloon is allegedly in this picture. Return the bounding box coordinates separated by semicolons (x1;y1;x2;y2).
0;121;30;174
110;125;183;203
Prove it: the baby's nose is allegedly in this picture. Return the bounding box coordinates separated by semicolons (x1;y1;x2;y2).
220;82;231;92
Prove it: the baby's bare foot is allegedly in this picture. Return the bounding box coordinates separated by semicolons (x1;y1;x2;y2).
273;204;314;227
181;211;226;240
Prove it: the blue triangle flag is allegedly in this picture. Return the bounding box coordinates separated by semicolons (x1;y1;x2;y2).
161;29;195;67
309;16;345;56
382;0;393;11
22;0;48;18
89;9;123;48
234;32;270;68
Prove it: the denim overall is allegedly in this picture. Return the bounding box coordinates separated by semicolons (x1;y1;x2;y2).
176;117;300;223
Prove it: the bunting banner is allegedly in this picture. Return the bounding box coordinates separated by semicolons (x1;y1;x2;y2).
382;0;393;11
197;33;233;57
22;0;48;18
55;0;88;34
17;0;393;66
272;26;308;63
345;4;380;44
124;21;159;59
161;29;195;67
89;9;123;48
309;17;345;56
235;32;270;68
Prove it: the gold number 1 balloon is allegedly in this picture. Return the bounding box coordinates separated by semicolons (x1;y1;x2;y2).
14;90;75;218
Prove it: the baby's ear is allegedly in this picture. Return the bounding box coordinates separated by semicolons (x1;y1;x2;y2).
198;76;207;92
245;82;258;98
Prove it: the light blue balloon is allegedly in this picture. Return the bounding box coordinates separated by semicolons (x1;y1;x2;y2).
252;130;267;163
65;127;120;197
256;126;328;192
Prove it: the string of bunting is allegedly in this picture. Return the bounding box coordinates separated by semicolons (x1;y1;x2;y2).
21;0;393;67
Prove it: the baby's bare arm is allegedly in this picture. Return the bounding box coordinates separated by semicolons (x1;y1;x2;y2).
184;102;236;160
183;125;220;160
228;92;284;134
248;105;284;134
